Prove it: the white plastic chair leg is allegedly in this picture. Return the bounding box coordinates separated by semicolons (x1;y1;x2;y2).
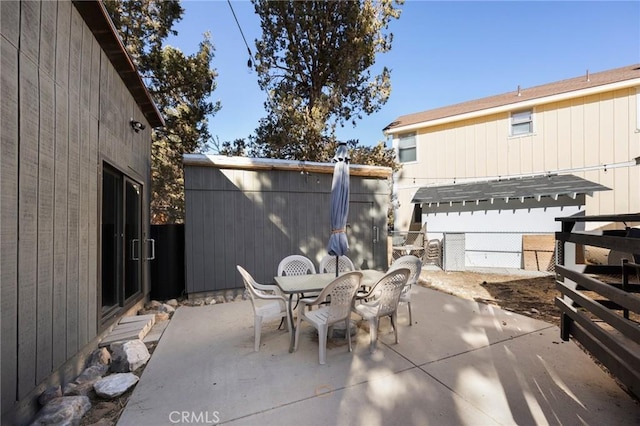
254;316;262;352
407;301;412;326
346;318;352;352
294;314;303;352
369;317;379;353
391;312;399;344
318;325;328;365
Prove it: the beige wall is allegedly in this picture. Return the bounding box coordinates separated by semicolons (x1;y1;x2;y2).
393;87;640;231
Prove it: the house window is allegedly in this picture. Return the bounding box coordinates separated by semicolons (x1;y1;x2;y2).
510;109;533;136
398;132;416;163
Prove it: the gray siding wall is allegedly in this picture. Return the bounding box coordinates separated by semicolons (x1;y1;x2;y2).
184;165;390;294
1;1;152;420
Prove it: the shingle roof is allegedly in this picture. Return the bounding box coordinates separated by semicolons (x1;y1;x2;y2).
386;64;640;132
411;174;610;205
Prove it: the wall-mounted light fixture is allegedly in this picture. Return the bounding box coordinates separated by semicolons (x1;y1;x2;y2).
130;119;146;133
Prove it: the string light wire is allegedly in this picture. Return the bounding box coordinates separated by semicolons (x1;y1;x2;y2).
227;0;254;68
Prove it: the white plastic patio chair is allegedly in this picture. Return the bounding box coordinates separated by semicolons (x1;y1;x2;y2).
389;255;423;325
318;255;355;274
277;255;316;276
352;268;410;353
278;255;318;305
237;265;291;352
294;271;363;364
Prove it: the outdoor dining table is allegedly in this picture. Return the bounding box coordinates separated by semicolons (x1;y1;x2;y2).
274;269;385;353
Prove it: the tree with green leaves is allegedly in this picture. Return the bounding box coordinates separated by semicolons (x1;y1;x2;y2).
246;0;403;163
105;0;220;223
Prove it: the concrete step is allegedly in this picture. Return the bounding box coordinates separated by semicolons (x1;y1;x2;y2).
99;314;156;347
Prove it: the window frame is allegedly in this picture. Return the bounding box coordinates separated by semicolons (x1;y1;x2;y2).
509;108;534;137
397;132;417;163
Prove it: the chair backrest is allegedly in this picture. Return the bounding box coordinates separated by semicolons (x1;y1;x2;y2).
389;255;422;287
277;255;316;276
237;265;261;309
237;265;285;312
318;255;355;274
370;268;410;317
315;271;362;322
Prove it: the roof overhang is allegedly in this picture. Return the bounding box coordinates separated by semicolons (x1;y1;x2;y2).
183;154;393;179
385;77;640;136
412;174;610;210
73;0;164;128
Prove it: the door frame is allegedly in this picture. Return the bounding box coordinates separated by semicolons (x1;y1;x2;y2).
99;162;146;327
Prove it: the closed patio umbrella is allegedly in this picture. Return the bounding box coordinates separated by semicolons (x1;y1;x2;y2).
327;142;350;276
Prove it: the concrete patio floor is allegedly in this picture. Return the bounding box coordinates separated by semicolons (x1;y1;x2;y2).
118;285;639;425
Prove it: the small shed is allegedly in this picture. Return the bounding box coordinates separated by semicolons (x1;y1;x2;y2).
183;154;392;294
412;174;610;270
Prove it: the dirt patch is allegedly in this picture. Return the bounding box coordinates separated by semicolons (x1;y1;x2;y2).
418;269;561;326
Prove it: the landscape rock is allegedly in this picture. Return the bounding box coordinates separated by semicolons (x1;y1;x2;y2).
145;300;162;310
87;348;111;367
161;303;175;314
110;340;150;373
38;386;62;406
63;364;110;396
154;312;170;321
76;364;109;384
93;373;139;399
165;299;179;307
63;382;95;397
30;395;91;426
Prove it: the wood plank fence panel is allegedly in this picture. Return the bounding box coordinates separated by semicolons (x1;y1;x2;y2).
555;216;640;398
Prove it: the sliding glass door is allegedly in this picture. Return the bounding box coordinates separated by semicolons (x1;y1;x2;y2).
101;165;143;321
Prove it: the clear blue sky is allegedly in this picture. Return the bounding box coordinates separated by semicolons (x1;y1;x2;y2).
166;0;640;151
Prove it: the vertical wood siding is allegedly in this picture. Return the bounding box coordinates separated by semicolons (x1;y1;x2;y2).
184;165;390;294
1;0;153;417
1;0;20;407
395;88;640;230
18;49;40;400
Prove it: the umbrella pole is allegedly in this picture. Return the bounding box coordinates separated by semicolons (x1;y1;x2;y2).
335;255;339;277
